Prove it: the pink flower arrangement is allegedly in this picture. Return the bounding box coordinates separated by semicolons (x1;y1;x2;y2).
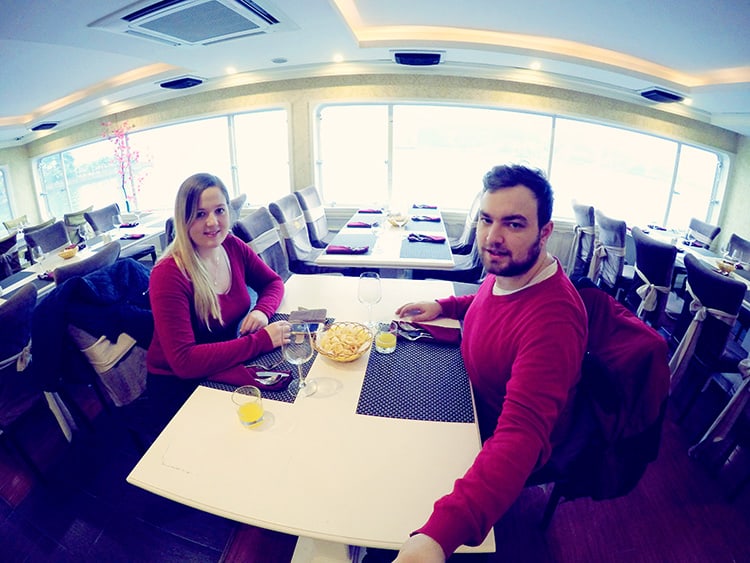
102;120;146;212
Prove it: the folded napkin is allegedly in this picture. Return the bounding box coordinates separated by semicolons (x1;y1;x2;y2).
246;366;292;391
358;208;383;213
412;216;441;222
646;223;667;231
289;308;327;323
120;222;139;228
347;221;373;228
397;321;461;344
120;233;145;240
407;233;446;244
413;204;437;209
325;245;369;254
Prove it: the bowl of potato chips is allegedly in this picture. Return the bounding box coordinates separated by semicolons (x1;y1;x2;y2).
314;321;372;362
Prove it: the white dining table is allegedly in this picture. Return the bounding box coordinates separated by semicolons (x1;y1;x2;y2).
315;207;455;272
126;274;495;561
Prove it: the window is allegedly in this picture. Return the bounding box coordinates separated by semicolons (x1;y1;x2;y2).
0;167;13;226
315;103;725;227
36;110;290;216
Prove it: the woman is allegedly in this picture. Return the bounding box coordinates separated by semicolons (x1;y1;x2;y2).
147;173;289;402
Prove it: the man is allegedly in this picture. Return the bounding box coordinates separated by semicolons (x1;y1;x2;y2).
393;164;588;562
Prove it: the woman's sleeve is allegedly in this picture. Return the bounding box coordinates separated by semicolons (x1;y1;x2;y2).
149;261;275;379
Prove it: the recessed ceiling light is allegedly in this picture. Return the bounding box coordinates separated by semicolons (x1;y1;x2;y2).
683;98;693;106
530;61;542;71
271;57;288;64
226;66;237;75
333;53;344;63
101;99;110;106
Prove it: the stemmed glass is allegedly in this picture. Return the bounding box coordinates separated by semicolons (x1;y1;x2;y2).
31;245;45;269
77;222;95;248
358;272;382;331
112;214;123;239
284;322;316;397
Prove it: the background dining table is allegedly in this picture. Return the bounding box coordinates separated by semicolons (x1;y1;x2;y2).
126;274;495;561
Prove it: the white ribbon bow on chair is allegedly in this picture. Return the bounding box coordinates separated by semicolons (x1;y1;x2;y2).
668;283;738;393
587;242;625;281
567;224;595;275
634;265;671;318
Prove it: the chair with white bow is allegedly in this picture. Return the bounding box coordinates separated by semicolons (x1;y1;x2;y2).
567;201;596;280
623;226;677;329
294;185;335;249
588;210;634;300
669;253;747;419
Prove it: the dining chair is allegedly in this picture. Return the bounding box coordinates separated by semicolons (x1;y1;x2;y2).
567;201;596;280
3;215;28;233
668;253;747;420
85;203;157;264
622;226;677;329
164;216;175;246
294;185;335;248
449;190;482;255
232;206;292;282
686;217;721;250
411;243;485;284
0;284;56;479
63;205;93;244
269;194;345;275
727;233;750;263
53;241;121;285
229;193;248;223
24;219;70;255
588;210;634;300
526;277;669;529
0;231;22;276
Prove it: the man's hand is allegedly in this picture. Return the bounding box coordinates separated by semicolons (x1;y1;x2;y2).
392;534;445;563
394;301;443;322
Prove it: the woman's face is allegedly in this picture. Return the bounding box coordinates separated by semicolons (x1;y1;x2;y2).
188;186;230;252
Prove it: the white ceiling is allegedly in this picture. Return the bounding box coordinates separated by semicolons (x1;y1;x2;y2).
1;0;749;147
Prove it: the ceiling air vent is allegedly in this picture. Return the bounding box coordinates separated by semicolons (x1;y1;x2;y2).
160;76;204;89
640;88;684;103
393;51;443;66
89;0;298;46
30;122;58;132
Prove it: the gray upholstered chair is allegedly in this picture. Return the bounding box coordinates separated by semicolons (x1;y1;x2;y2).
24;220;70;255
54;241;121;285
294;185;335;249
449;190;482;256
568;201;596;280
85;203;157;264
589;210;634;299
232;207;292;282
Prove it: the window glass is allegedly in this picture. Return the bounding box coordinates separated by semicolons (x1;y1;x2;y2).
316;105;389;206
234;109;290;202
550;119;678;226
392;105;552;210
667;145;720;230
0;168;12;226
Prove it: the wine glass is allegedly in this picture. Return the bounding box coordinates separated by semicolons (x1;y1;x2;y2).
112;214;123;238
358;272;382;331
31;245;45;269
77;222;95;247
284;322;316;397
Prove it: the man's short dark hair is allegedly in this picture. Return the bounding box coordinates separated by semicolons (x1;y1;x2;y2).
482;164;554;226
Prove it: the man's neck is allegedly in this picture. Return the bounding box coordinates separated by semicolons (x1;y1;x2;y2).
494;252;555;292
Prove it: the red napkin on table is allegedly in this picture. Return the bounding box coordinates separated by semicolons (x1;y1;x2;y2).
347;221;373;228
245;366;292;391
397;321;461;344
120;222;139;228
412;216;441;222
358;209;383;213
407;233;446;244
325;245;369;254
413;204;437;209
120;233;145;240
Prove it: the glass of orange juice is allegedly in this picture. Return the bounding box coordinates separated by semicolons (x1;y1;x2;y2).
375;322;398;354
232;385;264;427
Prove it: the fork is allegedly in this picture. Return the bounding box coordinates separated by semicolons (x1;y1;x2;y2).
398;329;433;342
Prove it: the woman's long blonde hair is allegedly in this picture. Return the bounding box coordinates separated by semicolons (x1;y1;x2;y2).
165;173;231;329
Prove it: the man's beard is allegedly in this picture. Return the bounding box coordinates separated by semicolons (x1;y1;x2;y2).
481;233;543;277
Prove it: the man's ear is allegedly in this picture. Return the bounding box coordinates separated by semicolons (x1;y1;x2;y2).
540;221;554;245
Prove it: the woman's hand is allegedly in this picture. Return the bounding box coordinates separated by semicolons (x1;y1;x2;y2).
262;320;290;348
395;300;443;322
393;534;445;563
239;309;269;336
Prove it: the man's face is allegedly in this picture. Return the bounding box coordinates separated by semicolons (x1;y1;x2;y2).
476;185;552;277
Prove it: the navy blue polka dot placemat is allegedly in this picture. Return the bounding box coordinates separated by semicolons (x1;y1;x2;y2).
200;313;322;403
356;340;474;423
0;269;35;289
399;238;452;261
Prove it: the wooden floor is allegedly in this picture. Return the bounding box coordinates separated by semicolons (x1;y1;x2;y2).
2;385;749;562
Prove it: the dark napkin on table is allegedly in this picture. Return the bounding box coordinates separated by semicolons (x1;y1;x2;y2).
120;233;145;240
289;308;327;323
347;221;373;228
411;215;441;222
407;233;446;244
245;366;292;392
120;222;139;228
358;208;383;213
413;204;437;209
325;244;369;254
397;320;461;344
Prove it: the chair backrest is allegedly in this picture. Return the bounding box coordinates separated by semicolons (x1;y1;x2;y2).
164;217;176;246
625;226;678;326
24;217;56;234
727;233;750;263
0;283;37;372
591;210;626;290
63;206;94;244
229;194;247;223
294;185;330;248
451;190;482;254
232;207;291;281
0;231;17;255
678;253;746;364
84;203;121;234
569;201;596;278
268;194;316;263
3;215;27;233
24;220;69;252
53;241;121;286
687;218;720;249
